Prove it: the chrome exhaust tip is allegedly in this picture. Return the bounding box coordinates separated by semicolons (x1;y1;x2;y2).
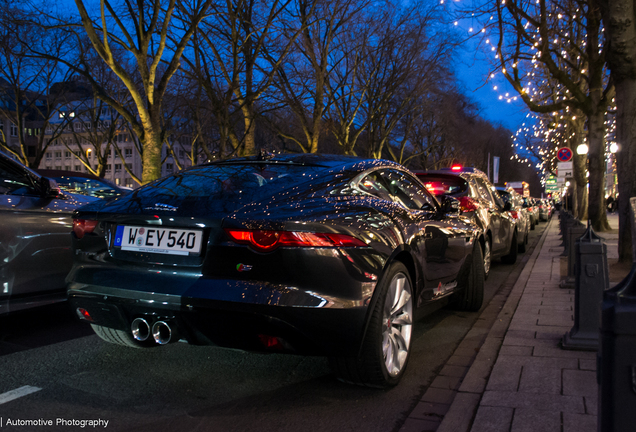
131;317;150;342
152;320;173;345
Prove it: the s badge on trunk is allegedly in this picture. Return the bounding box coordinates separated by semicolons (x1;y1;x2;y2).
237;264;253;272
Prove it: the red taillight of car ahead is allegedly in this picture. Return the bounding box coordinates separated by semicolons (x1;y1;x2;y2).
509;210;519;219
457;196;479;212
224;229;367;252
73;219;99;239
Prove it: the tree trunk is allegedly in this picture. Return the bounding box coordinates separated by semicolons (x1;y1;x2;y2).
615;78;636;263
573;152;588;220
598;0;636;262
141;129;163;184
587;106;611;230
241;105;256;156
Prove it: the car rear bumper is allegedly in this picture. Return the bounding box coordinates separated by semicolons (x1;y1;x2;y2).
67;274;375;357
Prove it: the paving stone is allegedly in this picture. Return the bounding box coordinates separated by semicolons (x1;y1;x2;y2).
408;401;449;420
563;413;596;432
562;370;597;397
496;354;579;370
398;417;441;432
536;329;567;339
421;387;456;405
440;364;468;378
489;319;511;338
485;361;521;392
584;396;598;415
436;393;481;432
511;408;561;432
430;375;463;391
446;355;474;367
537;315;574;327
579;359;596;371
459;354;498;394
518;364;562;394
505;330;536;340
533;344;596;359
499;345;533;356
470;406;513;432
480;390;585;413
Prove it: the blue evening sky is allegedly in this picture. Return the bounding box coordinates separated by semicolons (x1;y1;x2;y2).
455;42;531;133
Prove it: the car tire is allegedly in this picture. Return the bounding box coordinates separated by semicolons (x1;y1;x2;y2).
501;231;518;264
91;324;143;348
329;261;413;388
518;232;527;253
453;241;485;311
482;234;491;280
530;219;535;230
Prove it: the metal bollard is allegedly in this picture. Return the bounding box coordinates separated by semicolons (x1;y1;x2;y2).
560;224;587;288
559;210;573;248
598;197;636;431
561;224;608;350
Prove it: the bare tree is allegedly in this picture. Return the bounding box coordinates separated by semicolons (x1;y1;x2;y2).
598;0;636;261
187;0;300;157
27;0;214;184
464;0;613;229
0;6;77;168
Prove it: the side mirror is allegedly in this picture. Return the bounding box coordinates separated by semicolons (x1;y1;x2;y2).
40;177;63;198
440;196;461;214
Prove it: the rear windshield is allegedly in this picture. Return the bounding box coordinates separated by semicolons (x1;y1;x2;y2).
415;174;468;197
144;163;327;201
497;190;511;203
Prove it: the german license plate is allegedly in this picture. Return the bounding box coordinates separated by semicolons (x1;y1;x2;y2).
114;225;203;256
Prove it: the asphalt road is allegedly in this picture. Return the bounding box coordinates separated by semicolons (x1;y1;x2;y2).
0;222;547;432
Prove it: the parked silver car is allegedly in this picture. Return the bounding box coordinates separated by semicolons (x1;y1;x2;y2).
496;187;530;253
414;166;517;280
0;152;98;314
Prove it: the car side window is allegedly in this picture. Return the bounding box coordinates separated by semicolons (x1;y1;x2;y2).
381;170;438;211
358;171;393;202
473;177;495;206
0;163;39;196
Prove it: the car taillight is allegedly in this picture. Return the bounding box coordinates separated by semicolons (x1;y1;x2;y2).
73;219;98;239
224;229;367;252
509;210;519;219
457;196;479;212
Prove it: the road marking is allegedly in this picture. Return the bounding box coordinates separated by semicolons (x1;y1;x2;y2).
0;386;42;405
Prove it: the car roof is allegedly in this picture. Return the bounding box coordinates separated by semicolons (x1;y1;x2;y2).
412;167;489;181
205;153;404;173
35;169;122;189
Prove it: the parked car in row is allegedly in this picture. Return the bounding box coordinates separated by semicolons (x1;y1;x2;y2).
413;166;518;280
538;198;552;221
495;187;529;253
522;196;539;229
0;152;99;314
67;154;486;388
35;169;131;200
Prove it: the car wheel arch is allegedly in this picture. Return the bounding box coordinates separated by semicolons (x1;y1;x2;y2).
356;250;418;357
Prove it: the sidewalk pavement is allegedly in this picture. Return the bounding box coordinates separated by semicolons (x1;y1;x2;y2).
400;212;623;432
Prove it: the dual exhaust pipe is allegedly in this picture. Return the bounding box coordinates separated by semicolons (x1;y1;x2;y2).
131;317;176;345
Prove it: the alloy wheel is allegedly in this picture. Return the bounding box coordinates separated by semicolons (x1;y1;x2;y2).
382;272;413;377
483;240;491;276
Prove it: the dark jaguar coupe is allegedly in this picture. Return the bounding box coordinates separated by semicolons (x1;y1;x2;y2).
67;154;484;387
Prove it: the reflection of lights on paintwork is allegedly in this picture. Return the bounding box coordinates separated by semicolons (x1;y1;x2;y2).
3;282;8;293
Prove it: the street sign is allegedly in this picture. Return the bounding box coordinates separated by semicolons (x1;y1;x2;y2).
557;147;573;162
557;161;573;178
